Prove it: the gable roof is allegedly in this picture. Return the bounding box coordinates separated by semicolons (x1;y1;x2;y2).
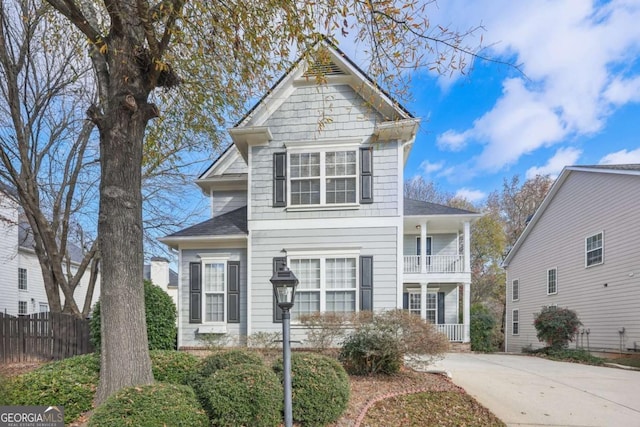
502;164;640;267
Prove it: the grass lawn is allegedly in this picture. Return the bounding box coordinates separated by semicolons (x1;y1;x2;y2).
607;356;640;369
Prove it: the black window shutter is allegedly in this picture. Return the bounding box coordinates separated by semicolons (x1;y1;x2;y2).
402;292;409;310
359;256;373;311
437;292;445;324
273;152;287;207
272;257;287;322
227;261;240;323
189;262;202;324
360;147;373;204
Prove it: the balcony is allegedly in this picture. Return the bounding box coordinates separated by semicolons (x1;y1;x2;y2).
403;255;464;274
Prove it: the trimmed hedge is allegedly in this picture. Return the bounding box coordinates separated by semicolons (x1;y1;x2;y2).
200;348;264;378
273;352;350;426
197;363;282;427
3;354;99;424
91;280;177;351
88;383;208;427
150;350;202;385
339;326;403;375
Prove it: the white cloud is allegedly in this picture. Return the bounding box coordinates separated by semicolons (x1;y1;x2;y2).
455;188;486;203
433;0;640;172
599;148;640;164
419;160;445;174
526;147;582;179
436;130;470;151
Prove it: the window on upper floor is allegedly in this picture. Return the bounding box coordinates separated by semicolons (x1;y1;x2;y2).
512;309;519;335
512;279;519;301
547;268;557;295
273;144;373;208
289;151;357;206
18;268;27;290
18;300;27;315
289;256;357;321
585;232;603;267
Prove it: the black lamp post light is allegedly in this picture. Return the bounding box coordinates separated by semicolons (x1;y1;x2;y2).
270;265;299;427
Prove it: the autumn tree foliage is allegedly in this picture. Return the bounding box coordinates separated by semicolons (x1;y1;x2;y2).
35;0;490;403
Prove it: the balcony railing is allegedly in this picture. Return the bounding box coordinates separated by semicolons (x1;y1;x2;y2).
403;255;464;274
436;324;464;342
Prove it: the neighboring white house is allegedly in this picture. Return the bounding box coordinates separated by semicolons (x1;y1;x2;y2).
144;257;179;307
0;190;100;317
503;165;640;354
160;41;479;349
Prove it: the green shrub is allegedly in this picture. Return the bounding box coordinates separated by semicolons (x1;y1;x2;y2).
470;304;497;352
88;383;208;427
91;280;177;351
526;347;604;365
4;354;99;424
273;352;350;426
197;363;282;427
534;306;581;349
339;325;403;375
200;348;264;378
150;350;201;385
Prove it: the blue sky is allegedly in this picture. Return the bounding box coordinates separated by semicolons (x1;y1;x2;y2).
378;0;640;203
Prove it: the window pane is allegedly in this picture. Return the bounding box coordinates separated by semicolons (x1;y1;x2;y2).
291;179;320;205
204;263;224;292
326;151;356;177
291;153;320;178
326;178;356;204
18;268;27;290
409;293;421;311
292;291;320;320
290;259;320;290
205;294;224;322
326;258;356;289
327;291;356;313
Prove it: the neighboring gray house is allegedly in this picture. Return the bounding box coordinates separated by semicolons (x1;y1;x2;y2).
503;165;640;354
160;41;479;349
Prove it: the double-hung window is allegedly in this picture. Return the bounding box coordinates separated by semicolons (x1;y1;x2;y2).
547;268;557;295
289;149;357;206
512;309;519;335
408;291;421;316
18;268;27;290
203;260;226;322
425;293;437;324
512;279;519;301
289;255;357;320
18;301;27;315
585;232;603;267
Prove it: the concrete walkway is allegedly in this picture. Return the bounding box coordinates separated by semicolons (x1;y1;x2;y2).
430;353;640;427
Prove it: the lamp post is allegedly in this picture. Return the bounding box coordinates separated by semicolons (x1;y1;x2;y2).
270;266;298;427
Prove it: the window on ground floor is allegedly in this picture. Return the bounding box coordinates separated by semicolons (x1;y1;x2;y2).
203;260;226;322
289;256;357;321
512;309;519;335
425;292;437;324
547;268;557;295
408;291;421;316
18;300;27;315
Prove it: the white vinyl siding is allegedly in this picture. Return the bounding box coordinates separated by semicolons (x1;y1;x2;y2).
203;261;226;323
512;309;519;335
585;232;603;267
547;268;557;295
18;268;27;290
290;256;357;320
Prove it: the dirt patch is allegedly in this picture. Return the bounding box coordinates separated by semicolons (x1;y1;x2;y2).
0;361;44;378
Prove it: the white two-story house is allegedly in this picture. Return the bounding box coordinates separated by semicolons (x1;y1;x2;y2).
160;41;479;349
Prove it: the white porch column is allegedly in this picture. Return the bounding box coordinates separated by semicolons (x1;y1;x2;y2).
420;221;428;273
463;281;471;343
463;220;471;273
420;283;428;321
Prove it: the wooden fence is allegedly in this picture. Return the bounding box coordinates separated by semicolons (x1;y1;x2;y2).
0;312;94;363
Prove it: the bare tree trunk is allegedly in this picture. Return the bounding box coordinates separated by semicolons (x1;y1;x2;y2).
82;255;100;317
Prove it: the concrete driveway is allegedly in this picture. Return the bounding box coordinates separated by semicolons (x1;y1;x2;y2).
430;353;640;427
